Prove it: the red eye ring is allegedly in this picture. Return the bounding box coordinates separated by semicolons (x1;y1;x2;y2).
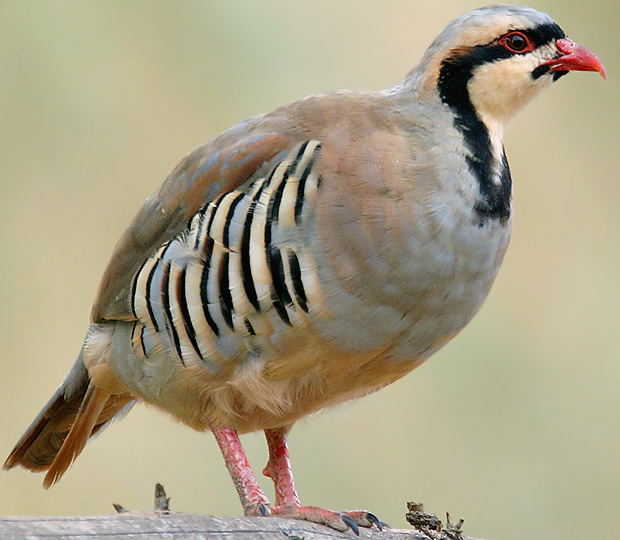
500;31;534;54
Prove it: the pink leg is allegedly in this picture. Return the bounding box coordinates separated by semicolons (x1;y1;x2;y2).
262;426;301;508
262;427;383;534
210;425;270;516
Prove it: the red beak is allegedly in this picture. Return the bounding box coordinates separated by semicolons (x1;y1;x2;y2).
542;38;606;79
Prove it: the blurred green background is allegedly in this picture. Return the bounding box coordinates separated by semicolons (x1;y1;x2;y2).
0;1;618;539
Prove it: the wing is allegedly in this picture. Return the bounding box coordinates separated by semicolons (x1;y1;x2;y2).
91;114;303;323
128;139;326;372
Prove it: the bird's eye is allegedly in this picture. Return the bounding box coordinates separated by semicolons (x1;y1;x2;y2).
501;31;532;53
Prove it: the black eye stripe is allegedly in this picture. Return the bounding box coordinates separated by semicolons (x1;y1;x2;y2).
484;23;565;50
524;22;566;48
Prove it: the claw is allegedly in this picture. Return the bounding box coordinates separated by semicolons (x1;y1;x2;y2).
341;510;386;530
341;514;360;536
365;512;386;530
245;502;271;517
366;512;382;530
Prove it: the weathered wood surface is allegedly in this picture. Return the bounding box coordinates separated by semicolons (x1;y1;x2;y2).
0;513;478;540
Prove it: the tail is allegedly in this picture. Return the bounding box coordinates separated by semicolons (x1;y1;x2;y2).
3;352;135;488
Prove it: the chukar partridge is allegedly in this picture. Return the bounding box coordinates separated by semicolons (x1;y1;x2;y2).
4;4;604;533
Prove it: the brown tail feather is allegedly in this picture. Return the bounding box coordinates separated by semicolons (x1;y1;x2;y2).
4;355;90;473
42;385;110;488
4;392;84;472
4;354;135;485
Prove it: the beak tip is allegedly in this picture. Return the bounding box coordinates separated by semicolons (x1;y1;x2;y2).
545;38;606;80
592;59;606;80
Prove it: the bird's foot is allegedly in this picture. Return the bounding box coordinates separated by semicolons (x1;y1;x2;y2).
269;505;385;535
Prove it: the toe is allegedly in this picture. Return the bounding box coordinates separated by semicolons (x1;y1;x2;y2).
269;505;383;534
342;510;387;530
270;505;350;532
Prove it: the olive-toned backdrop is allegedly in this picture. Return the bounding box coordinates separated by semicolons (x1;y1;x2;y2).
1;2;618;540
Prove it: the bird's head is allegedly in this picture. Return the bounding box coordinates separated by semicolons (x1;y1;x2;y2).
413;5;605;129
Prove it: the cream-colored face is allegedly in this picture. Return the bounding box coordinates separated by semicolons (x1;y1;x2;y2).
467;42;558;128
430;10;565;128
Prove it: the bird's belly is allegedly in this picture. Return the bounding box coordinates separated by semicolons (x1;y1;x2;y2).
127;333;389;433
112;221;510;435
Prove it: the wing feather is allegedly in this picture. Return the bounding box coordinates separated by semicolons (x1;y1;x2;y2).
91;115;301;323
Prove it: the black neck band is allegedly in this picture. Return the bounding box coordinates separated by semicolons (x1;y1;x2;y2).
436;23;565;223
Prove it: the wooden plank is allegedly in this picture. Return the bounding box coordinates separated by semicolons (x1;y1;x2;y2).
0;513;473;540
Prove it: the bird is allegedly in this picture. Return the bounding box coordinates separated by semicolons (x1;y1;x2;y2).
4;4;604;534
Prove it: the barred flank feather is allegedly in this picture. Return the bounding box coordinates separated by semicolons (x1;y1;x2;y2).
129;140;323;372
